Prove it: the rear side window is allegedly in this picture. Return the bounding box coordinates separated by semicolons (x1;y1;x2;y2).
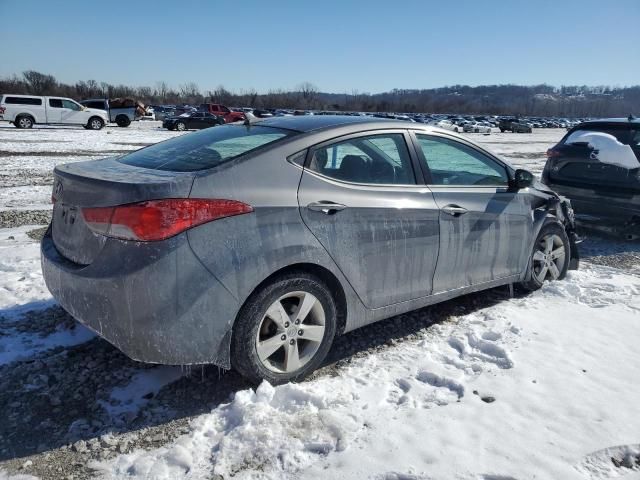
49;99;63;108
85;101;105;109
308;133;415;185
4;96;42;105
118;125;296;172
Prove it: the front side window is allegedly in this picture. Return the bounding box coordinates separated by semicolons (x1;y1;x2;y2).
61;99;81;111
308;133;415;185
416;134;508;186
118;124;296;172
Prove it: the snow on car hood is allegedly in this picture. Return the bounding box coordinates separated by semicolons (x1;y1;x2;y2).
566;130;640;169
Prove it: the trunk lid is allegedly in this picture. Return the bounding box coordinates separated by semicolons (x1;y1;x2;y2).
51;157;195;265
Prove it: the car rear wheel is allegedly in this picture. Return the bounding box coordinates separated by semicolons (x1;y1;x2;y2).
115;115;131;127
176;122;186;131
232;273;337;385
520;221;570;291
15;115;34;129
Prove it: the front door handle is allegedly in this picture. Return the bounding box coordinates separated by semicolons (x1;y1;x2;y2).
442;204;468;216
307;201;347;215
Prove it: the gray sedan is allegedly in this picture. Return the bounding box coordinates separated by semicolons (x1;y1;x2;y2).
41;116;579;384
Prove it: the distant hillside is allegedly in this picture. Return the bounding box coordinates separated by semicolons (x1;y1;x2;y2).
1;71;638;117
315;85;640;117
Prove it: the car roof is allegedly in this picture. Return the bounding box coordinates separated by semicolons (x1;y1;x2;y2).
254;115;411;133
578;117;640;126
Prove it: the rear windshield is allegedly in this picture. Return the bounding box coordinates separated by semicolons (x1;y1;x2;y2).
118;124;296;172
564;125;631;145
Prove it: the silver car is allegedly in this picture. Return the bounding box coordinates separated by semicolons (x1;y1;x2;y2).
41;116;579;384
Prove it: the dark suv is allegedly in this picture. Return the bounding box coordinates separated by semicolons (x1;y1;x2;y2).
542;117;640;237
499;118;532;133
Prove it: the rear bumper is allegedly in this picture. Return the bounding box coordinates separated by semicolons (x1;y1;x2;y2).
41;227;240;366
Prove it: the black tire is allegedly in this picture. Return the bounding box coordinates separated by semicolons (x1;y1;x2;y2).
87;117;104;130
500;128;505;133
115;115;131;127
231;272;337;385
519;221;570;291
15;115;34;129
175;122;186;131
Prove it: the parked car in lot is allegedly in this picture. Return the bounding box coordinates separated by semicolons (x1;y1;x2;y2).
463;121;492;134
79;98;144;127
543;117;640;238
41;116;579;384
499;118;533;133
141;108;156;121
0;94;108;130
199;103;245;123
162;111;225;131
436;119;462;132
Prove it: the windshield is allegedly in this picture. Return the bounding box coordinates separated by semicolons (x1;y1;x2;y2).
118;124;296;172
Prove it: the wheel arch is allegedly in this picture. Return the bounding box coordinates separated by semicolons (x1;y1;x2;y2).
234;262;348;337
15;113;36;124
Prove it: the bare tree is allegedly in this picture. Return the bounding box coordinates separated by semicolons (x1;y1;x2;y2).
155;81;169;101
22;70;57;95
297;81;319;108
179;82;200;98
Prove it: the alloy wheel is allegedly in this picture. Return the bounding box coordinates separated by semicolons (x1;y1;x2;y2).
255;291;326;373
532;234;565;283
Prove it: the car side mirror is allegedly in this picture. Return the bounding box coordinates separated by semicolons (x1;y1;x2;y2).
513;169;534;190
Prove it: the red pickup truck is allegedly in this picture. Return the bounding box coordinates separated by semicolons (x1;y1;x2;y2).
199;104;244;123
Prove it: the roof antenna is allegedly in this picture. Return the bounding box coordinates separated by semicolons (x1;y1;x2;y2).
629;114;635;121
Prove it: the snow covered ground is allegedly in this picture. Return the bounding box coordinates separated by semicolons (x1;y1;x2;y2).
0;123;639;480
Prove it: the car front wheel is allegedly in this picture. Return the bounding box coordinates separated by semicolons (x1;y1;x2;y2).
232;273;337;385
87;117;104;130
520;221;570;291
176;122;186;131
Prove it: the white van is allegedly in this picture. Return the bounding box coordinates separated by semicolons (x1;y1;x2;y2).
0;94;109;130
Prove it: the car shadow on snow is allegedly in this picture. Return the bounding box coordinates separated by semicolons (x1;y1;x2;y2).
0;286;519;464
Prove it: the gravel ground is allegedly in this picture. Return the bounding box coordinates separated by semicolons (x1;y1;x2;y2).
0;125;637;479
0;210;52;228
0;278;514;480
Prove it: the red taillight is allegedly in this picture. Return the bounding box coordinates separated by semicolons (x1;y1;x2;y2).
82;198;253;241
546;148;560;158
0;106;5;114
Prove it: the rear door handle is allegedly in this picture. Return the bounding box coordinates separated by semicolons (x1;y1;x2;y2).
442;204;468;216
307;201;347;215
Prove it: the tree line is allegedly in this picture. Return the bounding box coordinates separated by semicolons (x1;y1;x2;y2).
2;70;639;117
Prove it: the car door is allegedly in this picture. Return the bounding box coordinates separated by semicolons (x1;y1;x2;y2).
47;98;63;123
60;99;86;124
298;130;440;309
411;132;531;293
187;113;203;129
202;113;220;128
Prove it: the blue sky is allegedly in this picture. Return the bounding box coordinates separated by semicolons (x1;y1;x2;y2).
0;0;638;93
